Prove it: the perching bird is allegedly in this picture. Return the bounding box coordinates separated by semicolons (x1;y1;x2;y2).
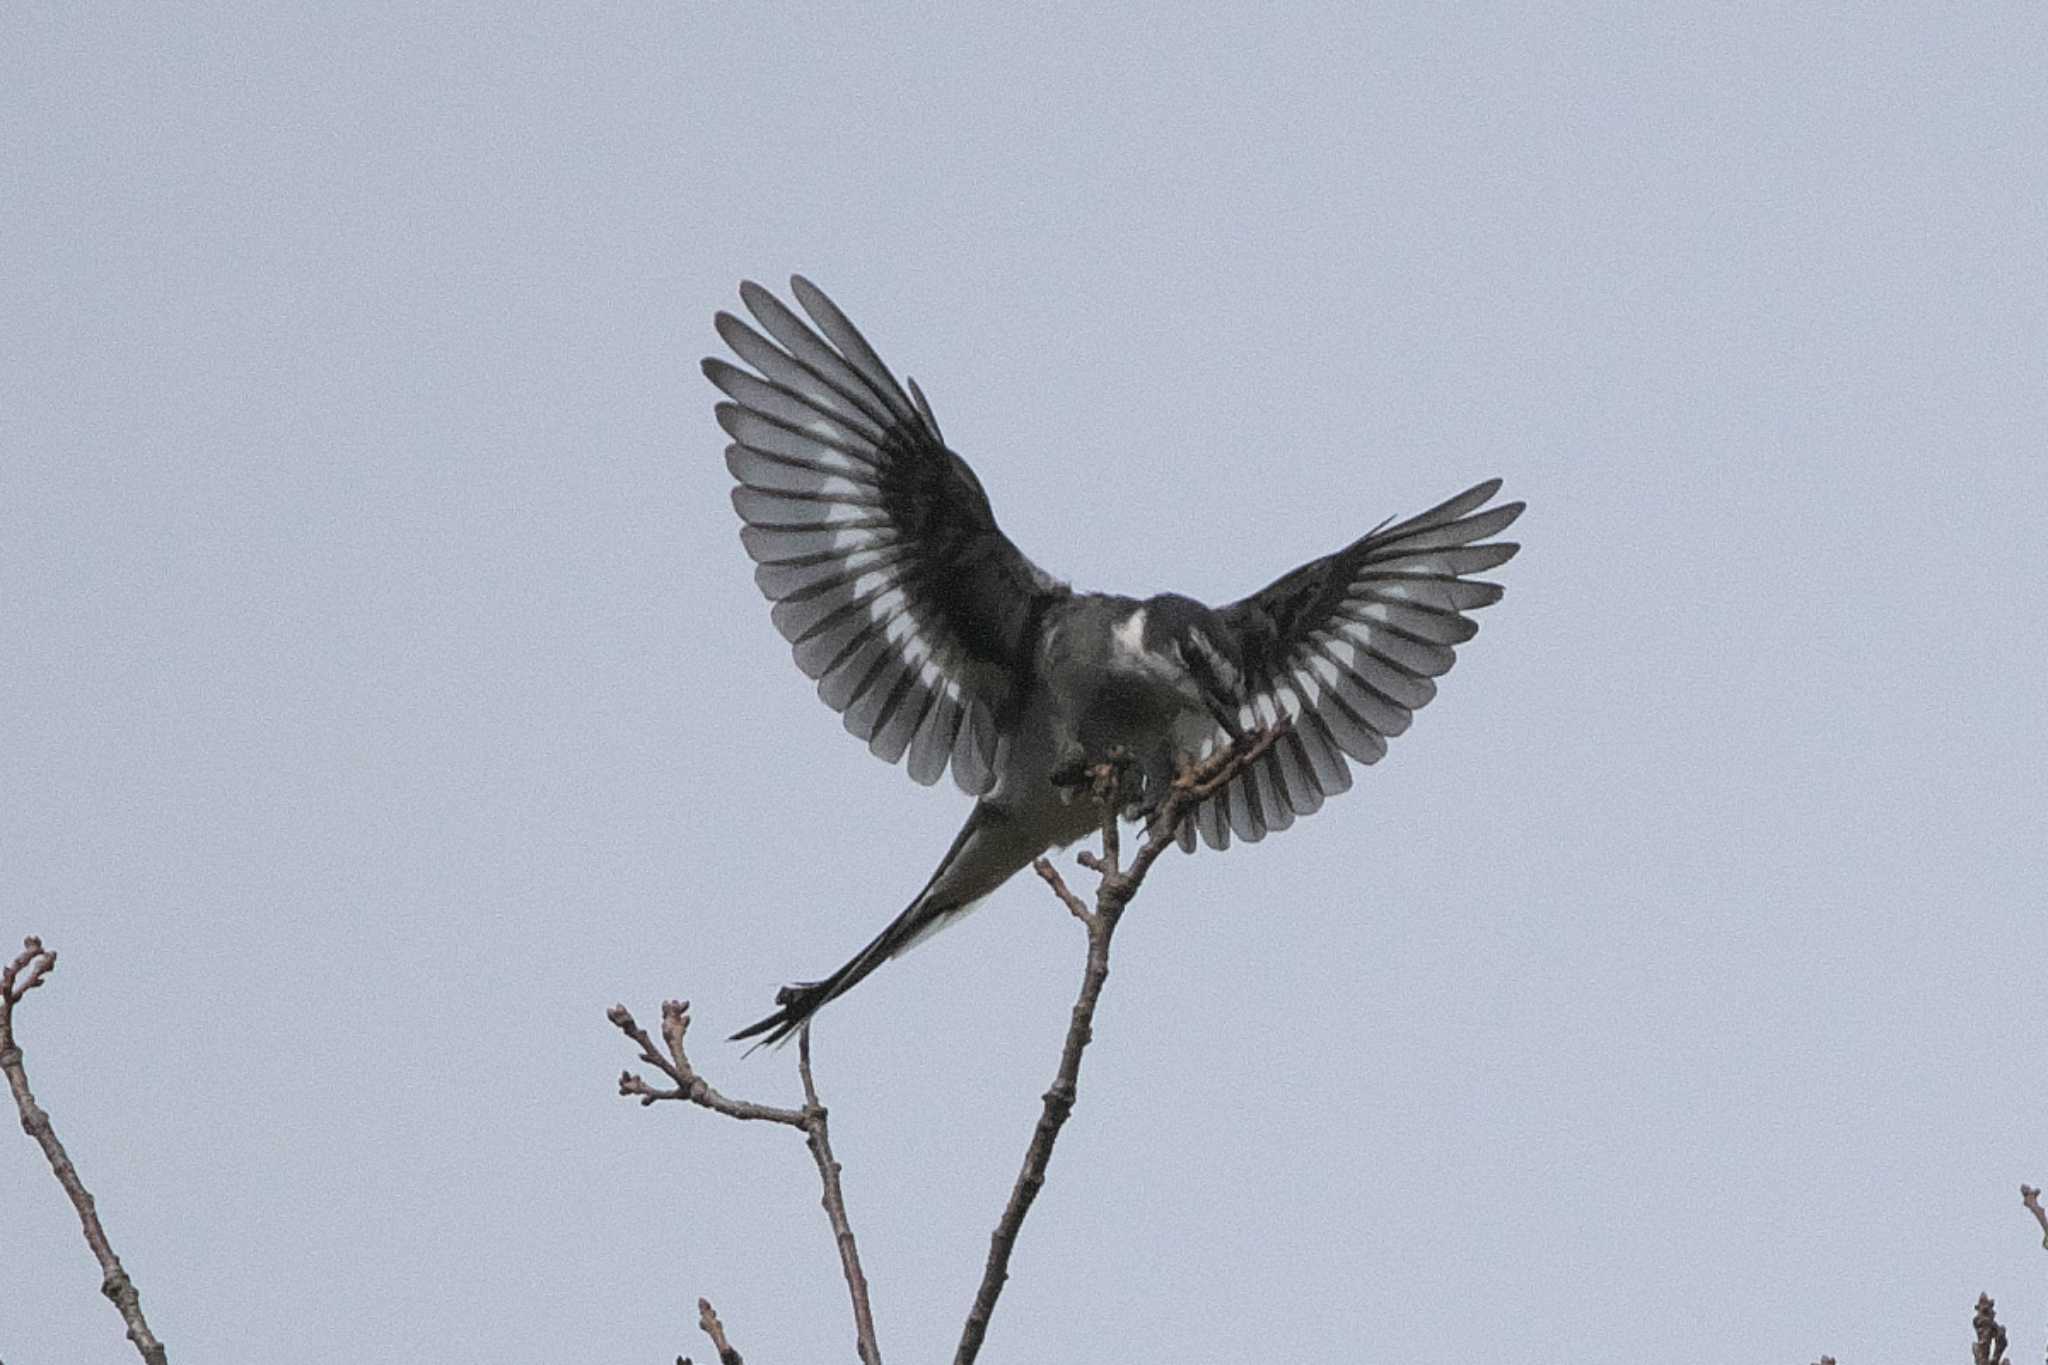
707;278;1522;1046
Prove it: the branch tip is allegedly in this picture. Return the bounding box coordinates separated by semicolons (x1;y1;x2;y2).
613;998;880;1362
2;936;168;1364
696;1297;744;1365
1973;1292;2007;1365
4;936;58;1002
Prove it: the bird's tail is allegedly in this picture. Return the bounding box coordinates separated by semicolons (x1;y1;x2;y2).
730;802;1040;1049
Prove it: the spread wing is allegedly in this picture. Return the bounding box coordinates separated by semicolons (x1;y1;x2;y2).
1184;479;1523;849
705;276;1068;795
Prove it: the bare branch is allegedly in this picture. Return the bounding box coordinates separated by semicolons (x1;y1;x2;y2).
799;1025;881;1365
1031;858;1092;924
611;1000;803;1125
611;1001;882;1364
2022;1183;2046;1249
955;724;1287;1365
695;1296;743;1365
1973;1292;2007;1365
1;937;168;1365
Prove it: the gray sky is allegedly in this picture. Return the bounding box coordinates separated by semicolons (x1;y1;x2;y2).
5;4;2046;1362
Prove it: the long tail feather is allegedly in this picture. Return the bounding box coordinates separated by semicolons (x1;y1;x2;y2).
731;802;1033;1048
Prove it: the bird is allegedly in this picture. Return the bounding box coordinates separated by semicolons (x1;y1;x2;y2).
705;277;1523;1047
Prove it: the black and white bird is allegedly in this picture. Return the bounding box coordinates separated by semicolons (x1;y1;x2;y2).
707;278;1523;1047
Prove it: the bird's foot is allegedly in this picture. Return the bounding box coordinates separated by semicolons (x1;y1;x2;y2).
1050;742;1091;798
1097;746;1146;811
1051;745;1143;809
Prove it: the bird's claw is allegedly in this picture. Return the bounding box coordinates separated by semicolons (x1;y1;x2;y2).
1051;745;1145;810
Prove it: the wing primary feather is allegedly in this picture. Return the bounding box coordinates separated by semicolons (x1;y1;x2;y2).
1198;796;1230;850
1372;501;1524;552
1364;541;1520;577
907;376;944;442
872;673;937;764
1334;599;1479;646
1374;478;1505;538
1314;686;1391;764
723;445;868;493
950;706;996;795
907;689;963;786
1292;708;1354;794
1252;753;1293;835
716;310;891;437
816;628;897;709
1275;734;1326;816
716;399;884;470
768;576;887;648
1357;572;1505;612
702;358;883;448
791;276;920;426
739;282;904;431
741;522;894;562
844;650;919;741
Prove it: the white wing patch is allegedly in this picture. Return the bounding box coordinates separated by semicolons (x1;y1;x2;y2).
1110;606;1148;661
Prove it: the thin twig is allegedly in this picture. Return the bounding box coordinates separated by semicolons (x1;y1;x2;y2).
1;937;168;1365
1973;1292;2008;1365
611;1000;882;1364
695;1297;743;1365
1031;858;1091;923
2021;1183;2046;1249
611;999;804;1124
954;724;1287;1365
799;1025;882;1365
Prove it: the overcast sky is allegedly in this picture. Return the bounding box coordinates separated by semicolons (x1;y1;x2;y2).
6;5;2046;1363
